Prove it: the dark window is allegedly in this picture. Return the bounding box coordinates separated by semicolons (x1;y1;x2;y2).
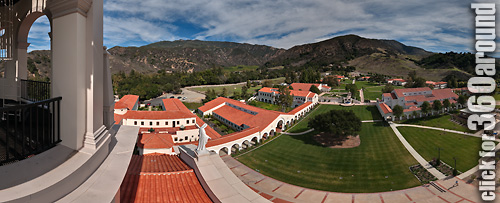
177;121;180;125
141;121;144;125
156;122;160;126
134;121;137;125
165;122;168;125
150;122;153;126
187;120;190;124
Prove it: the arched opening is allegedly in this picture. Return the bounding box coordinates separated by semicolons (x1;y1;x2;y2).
251;137;258;145
18;12;52;102
231;144;240;154
219;147;229;156
270;129;275;136
262;133;268;140
276;120;284;131
242;140;250;149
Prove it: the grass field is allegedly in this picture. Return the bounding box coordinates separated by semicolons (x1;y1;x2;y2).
398;127;482;172
191;84;262;97
355;81;380;90
182;102;203;110
399;113;472;133
222;65;259;72
248;100;289;112
494;93;500;101
189;77;285;97
237;122;421;193
288;104;382;133
361;84;405;101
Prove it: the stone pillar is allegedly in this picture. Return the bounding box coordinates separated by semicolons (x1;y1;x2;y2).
16;41;29;81
50;0;92;150
102;46;114;128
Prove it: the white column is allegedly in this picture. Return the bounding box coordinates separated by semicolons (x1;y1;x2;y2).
16;41;29;81
50;0;92;150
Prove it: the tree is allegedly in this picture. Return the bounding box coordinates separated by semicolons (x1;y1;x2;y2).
246;80;251;88
276;86;293;112
309;85;321;94
393;105;404;120
345;84;358;98
308;110;361;139
221;87;228;97
323;76;340;87
233;90;241;100
421;101;431;115
443;99;451;112
241;85;248;99
382;84;394;93
433;100;442;114
450;102;456;110
411;110;418;119
262;80;273;87
458;95;466;107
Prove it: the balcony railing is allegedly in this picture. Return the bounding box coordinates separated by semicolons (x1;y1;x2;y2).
20;79;51;102
0;97;61;165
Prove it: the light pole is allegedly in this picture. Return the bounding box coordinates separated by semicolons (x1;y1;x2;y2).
436;147;442;161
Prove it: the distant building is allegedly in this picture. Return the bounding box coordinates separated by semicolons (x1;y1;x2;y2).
426;81;447;89
257;87;319;107
377;87;459;120
387;78;407;86
114;95;139;116
357;76;370;81
116;98;221;154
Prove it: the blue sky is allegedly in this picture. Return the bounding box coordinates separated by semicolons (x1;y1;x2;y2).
28;0;499;57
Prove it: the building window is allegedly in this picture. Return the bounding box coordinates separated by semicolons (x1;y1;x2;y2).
192;119;195;123
141;121;144;125
165;121;168;125
134;121;137;125
156;122;160;126
187;120;190;124
177;121;180;125
174;137;178;141
150;122;153;126
185;136;188;140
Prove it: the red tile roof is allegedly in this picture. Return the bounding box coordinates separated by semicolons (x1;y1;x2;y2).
206;127;260;147
162;98;192;113
115;95;139;110
114;113;126;124
290;83;320;91
379;103;392;114
120;154;212;203
286;102;313;115
382;93;397;99
259;87;316;98
404;106;421;112
138;133;175;149
198;97;235;112
393;87;432;98
404;89;458;103
212;104;280;131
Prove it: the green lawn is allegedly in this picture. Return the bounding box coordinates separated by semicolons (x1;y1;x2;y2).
191;84;262;97
355;81;379;90
182;102;203;110
398;127;482;172
399;113;472;133
222;65;259;72
494;93;500;101
288;104;382;133
238;122;420;193
247;100;289;112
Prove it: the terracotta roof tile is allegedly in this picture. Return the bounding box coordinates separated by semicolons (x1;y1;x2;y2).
379;103;392;114
115;95;139;110
290;83;320;91
206;127;260;147
120;154;212;203
138;133;174;149
393;87;431;98
286;102;313;115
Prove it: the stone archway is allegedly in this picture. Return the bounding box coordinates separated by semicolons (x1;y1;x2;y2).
270;129;275;136
231;143;240;154
219;147;229;156
251;137;258;145
242;140;251;149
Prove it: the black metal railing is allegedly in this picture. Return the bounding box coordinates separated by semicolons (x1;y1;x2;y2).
0;97;61;165
20;79;51;102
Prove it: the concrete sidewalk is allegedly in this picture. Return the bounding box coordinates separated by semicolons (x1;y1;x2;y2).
222;155;485;203
389;122;447;180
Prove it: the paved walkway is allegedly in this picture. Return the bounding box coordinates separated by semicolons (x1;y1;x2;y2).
222;155;487;203
392;123;474;136
361;120;382;123
389;122;447;180
281;129;315;135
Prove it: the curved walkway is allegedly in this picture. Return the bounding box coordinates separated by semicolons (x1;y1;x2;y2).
222;155;484;203
281;129;314;135
388;122;447;180
392;123;473;136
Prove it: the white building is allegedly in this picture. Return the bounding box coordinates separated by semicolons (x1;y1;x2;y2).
257;87;319;107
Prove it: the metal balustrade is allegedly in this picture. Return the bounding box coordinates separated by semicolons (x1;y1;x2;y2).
0;97;61;165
